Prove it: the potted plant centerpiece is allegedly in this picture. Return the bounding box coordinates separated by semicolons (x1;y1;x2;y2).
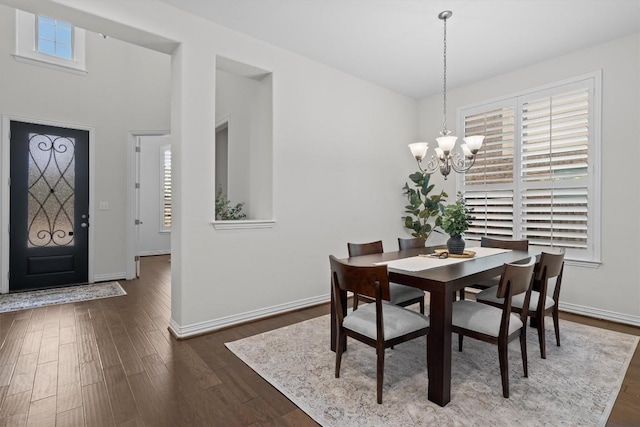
440;193;473;254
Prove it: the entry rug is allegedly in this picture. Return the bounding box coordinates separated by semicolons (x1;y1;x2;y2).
226;314;638;427
0;282;126;313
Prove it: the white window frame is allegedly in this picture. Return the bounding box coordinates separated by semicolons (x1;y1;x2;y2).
160;144;171;233
457;71;601;267
13;10;87;74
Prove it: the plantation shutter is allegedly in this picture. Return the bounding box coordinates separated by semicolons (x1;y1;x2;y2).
161;145;172;229
458;73;599;263
465;190;515;239
462;104;516;240
519;87;590;249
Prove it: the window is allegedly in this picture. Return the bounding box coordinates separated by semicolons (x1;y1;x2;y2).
14;10;86;74
459;72;601;265
160;145;172;231
37;16;73;60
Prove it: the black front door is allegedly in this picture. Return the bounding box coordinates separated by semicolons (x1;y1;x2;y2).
9;121;89;291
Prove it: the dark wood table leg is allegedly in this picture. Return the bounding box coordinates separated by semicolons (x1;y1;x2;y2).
427;290;453;406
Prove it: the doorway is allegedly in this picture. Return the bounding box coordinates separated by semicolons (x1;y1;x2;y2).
127;132;171;279
7;120;92;291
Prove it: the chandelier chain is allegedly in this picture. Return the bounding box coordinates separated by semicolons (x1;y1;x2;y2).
442;14;448;134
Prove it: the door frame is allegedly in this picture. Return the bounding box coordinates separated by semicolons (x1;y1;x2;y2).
126;130;171;280
1;115;95;294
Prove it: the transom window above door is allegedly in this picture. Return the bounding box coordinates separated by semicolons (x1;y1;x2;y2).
13;9;87;74
37;15;73;60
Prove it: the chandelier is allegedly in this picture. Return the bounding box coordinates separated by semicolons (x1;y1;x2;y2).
409;11;484;180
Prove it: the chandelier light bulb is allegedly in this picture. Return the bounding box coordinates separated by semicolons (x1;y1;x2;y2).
408;142;428;160
436;135;457;154
464;135;485;152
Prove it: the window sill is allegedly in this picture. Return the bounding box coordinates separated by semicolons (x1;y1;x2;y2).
212;219;276;230
13;53;87;75
565;258;601;268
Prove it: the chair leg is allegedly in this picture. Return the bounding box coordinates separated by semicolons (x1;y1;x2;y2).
520;328;528;378
353;294;359;311
376;343;385;404
498;341;510;398
459;289;466;301
458;333;464;352
335;331;344;378
419;298;425;314
552;307;561;347
537;315;547;359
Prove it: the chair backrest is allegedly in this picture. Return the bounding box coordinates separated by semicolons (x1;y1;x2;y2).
495;256;536;327
495;256;536;300
329;255;390;305
481;236;529;251
534;250;565;304
347;240;383;257
398;237;426;250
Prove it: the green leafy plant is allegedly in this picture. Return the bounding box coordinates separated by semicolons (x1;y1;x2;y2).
402;171;448;239
215;188;247;220
440;193;473;237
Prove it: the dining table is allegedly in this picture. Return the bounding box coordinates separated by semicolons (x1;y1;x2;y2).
330;244;538;407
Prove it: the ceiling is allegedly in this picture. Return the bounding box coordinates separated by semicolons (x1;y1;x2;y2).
157;0;640;99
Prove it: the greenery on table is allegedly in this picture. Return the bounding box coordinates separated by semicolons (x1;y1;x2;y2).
402;171;448;239
215;188;247;220
440;193;473;237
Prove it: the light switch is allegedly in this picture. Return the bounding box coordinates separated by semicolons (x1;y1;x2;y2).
99;202;109;210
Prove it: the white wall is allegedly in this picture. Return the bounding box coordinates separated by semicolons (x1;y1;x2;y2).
418;33;640;322
0;4;171;281
139;135;171;255
14;0;418;336
11;0;636;335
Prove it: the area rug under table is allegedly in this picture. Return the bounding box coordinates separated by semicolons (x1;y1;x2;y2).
0;281;126;313
226;314;638;427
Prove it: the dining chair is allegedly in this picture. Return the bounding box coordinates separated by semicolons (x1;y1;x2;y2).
459;236;529;300
475;250;565;359
453;256;536;398
348;241;425;314
329;255;430;404
397;236;426;250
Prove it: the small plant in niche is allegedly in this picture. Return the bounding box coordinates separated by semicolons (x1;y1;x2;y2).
215;188;247;220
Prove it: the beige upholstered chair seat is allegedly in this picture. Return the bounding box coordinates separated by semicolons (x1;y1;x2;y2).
452;300;523;337
476;287;555;312
388;283;425;306
343;302;430;340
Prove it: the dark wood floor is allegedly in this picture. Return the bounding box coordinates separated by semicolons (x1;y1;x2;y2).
0;255;638;426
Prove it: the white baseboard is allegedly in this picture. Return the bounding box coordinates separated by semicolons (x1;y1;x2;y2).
168;294;330;339
559;302;640;327
166;296;640;339
140;250;171;256
93;272;126;282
